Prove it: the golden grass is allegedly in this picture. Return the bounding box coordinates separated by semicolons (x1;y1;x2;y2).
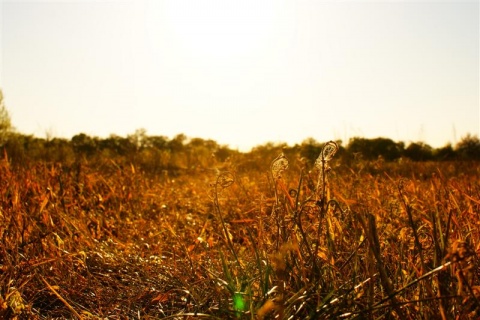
0;150;479;319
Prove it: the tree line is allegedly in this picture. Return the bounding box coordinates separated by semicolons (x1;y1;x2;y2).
1;130;479;167
1;91;479;172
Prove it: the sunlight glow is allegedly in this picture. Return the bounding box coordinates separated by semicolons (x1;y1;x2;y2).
156;1;275;60
1;1;478;151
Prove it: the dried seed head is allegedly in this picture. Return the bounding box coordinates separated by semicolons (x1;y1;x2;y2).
216;171;234;189
271;153;289;179
315;141;338;170
322;141;338;161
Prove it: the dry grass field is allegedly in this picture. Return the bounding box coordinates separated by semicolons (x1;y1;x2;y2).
1;141;479;319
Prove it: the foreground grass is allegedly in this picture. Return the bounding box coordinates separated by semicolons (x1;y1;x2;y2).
1;148;479;319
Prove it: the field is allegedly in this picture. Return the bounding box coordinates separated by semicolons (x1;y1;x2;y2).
1;141;479;319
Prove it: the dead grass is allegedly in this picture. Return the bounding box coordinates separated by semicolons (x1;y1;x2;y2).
0;148;479;319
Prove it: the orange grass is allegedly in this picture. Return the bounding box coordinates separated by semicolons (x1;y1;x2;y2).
0;150;479;319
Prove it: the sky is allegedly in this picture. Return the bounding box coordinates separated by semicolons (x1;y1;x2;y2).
1;0;479;151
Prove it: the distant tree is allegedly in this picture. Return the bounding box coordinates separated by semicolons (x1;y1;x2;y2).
168;133;187;152
0;89;14;146
165;134;188;169
434;144;456;161
404;142;434;161
245;142;289;173
128;128;148;150
4;134;47;164
71;133;99;157
299;138;322;166
144;135;168;150
44;137;74;163
99;134;134;156
347;137;404;161
185;138;220;168
455;134;480;160
3;133;30;163
214;145;234;163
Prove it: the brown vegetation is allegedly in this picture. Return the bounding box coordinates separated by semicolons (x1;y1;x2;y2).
1;139;480;319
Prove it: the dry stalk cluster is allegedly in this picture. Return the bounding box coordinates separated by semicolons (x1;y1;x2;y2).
0;142;479;319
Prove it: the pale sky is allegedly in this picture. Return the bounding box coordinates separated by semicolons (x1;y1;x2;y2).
1;0;479;151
